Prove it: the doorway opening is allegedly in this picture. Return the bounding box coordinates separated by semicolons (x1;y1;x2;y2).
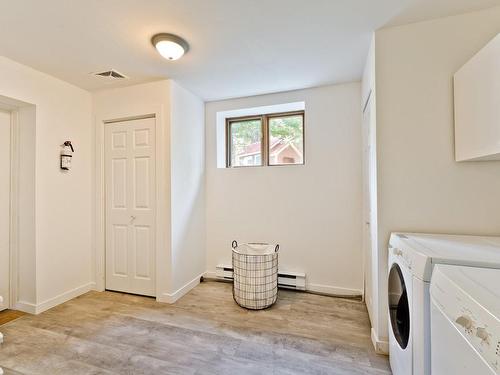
0;95;36;315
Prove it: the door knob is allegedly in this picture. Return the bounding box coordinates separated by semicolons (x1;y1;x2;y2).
130;215;136;222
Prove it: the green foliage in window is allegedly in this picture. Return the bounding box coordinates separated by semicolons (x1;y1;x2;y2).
269;116;303;142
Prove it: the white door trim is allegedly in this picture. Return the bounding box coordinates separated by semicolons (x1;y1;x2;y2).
9;110;20;309
94;105;167;298
0;107;20;310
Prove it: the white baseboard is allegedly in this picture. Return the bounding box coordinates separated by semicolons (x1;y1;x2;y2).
14;300;37;314
35;282;95;314
157;273;204;304
15;282;95;315
306;282;362;297
371;327;389;355
203;271;217;279
91;281;105;292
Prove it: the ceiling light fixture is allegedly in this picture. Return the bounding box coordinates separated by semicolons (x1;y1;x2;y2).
151;33;189;61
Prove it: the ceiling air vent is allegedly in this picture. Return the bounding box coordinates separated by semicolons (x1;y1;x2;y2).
92;69;128;80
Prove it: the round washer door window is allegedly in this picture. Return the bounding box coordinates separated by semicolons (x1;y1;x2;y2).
388;263;410;349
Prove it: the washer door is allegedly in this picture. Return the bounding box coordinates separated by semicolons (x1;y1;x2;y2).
388;263;410;349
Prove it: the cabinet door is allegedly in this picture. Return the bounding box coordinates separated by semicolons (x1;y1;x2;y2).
454;33;500;161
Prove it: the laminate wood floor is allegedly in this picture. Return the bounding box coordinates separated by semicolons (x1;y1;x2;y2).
0;310;26;326
0;281;390;375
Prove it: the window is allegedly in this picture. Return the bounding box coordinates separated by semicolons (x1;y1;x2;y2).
226;111;304;167
268;113;304;166
227;118;263;167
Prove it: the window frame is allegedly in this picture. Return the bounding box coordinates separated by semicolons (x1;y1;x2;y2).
225;110;305;168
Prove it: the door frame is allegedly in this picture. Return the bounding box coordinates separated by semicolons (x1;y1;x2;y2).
361;89;379;327
9;110;20;309
0;107;20;310
94;105;167;298
361;90;373;304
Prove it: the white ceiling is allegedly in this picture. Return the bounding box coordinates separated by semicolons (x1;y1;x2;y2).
0;0;499;101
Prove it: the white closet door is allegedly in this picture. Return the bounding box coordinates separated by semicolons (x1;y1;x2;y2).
0;111;11;311
105;117;156;297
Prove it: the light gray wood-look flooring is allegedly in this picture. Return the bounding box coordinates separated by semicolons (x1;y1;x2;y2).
0;281;390;374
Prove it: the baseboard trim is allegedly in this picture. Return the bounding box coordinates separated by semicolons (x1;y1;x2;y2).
36;282;95;314
157;273;204;304
306;283;362;297
14;300;37;314
371;327;389;355
91;282;104;292
15;282;96;315
203;271;217;279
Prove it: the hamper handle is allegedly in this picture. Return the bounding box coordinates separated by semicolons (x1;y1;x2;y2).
232;240;238;249
275;244;279;252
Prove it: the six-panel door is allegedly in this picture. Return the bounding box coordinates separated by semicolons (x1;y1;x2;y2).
105;117;156;297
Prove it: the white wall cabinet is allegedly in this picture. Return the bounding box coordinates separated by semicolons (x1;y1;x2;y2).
454;33;500;161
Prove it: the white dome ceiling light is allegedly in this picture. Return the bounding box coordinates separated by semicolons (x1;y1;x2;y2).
152;33;189;61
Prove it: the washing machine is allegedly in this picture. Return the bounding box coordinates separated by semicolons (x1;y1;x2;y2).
430;264;500;374
388;241;413;374
388;233;500;375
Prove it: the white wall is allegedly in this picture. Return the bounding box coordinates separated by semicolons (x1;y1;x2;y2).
170;81;206;293
205;83;364;295
0;56;93;311
373;6;500;341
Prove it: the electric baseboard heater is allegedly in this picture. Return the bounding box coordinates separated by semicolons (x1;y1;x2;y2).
215;265;306;291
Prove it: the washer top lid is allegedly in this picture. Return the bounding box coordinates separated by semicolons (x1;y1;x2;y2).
431;265;500;373
390;233;500;281
433;264;500;317
394;232;500;264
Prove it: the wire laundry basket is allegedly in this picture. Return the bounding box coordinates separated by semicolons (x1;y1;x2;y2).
232;240;279;310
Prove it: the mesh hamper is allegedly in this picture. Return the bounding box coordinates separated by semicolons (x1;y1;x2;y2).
231;240;279;310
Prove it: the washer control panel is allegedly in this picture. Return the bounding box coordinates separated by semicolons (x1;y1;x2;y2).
389;244;413;270
388;233;432;280
431;268;500;373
